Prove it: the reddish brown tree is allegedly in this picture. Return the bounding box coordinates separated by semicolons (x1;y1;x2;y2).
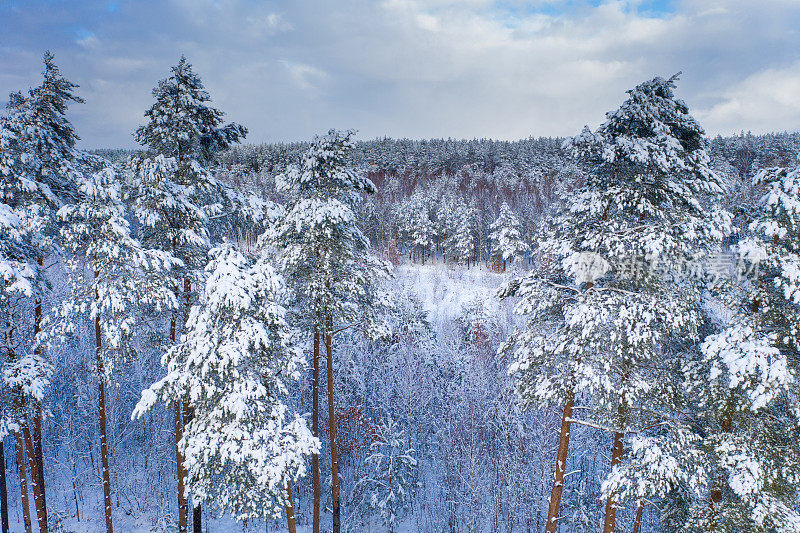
312;328;321;533
15;432;32;533
95;308;113;533
545;393;574;533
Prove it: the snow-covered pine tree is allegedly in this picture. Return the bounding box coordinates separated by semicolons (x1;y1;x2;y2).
410;197;435;264
266;129;391;533
132;245;318;532
488;202;529;270
704;161;800;529
54;166;179;533
0;52;88;533
605;153;800;532
393;199;413;260
501;74;727;533
688;315;797;532
0;127;35;533
446;200;477;267
135;56;247;166
131;55;246;533
353;416;417;533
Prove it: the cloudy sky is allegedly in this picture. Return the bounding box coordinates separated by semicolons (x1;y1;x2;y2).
2;0;799;148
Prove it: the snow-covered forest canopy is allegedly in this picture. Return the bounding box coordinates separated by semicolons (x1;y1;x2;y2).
2;51;800;533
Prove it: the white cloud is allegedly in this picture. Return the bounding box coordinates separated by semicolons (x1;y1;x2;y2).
279;60;328;91
697;61;800;134
76;33;100;49
2;0;799;147
245;12;293;38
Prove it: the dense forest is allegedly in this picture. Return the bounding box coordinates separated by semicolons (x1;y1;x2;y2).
1;52;800;533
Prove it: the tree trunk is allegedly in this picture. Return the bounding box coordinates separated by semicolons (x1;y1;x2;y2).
32;264;48;529
175;401;187;533
709;401;733;529
312;328;321;533
0;441;8;533
325;315;341;533
95;303;114;533
284;481;297;533
21;425;45;533
602;402;627;533
7;326;31;533
183;278;201;533
96;355;114;533
170;312;188;533
32;406;45;526
545;392;574;533
192;505;201;533
14;432;31;533
632;501;644;533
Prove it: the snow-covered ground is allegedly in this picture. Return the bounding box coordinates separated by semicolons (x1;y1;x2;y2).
392;261;517;325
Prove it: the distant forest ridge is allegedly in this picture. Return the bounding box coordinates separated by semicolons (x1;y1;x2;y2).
94;130;800;179
93;131;800;266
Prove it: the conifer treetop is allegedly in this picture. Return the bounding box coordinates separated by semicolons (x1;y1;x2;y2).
2;51;85;209
269;129;392;336
135;55;246;164
566;74;725;225
503;73;728;428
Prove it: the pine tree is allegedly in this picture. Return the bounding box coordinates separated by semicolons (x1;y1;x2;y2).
606;153;800;532
133;245;318;529
446;201;477;267
54;166;179;533
0;127;35;533
704;170;800;529
410;198;435;264
266;129;391;533
353;416;417;533
131;55;246;533
134;56;246;166
0;52;87;533
488;202;529;269
501;74;727;533
691;317;798;531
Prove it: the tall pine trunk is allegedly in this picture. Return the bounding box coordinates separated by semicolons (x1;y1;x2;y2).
32;264;48;529
0;440;8;533
284;481;297;533
186;401;201;533
14;432;31;533
94;280;114;533
602;402;627;533
171;310;189;533
8;326;31;533
32;406;45;525
602;330;629;533
175;401;187;533
21;425;45;533
545;392;574;533
183;278;201;533
632;501;644;533
312;329;321;533
325;315;341;533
